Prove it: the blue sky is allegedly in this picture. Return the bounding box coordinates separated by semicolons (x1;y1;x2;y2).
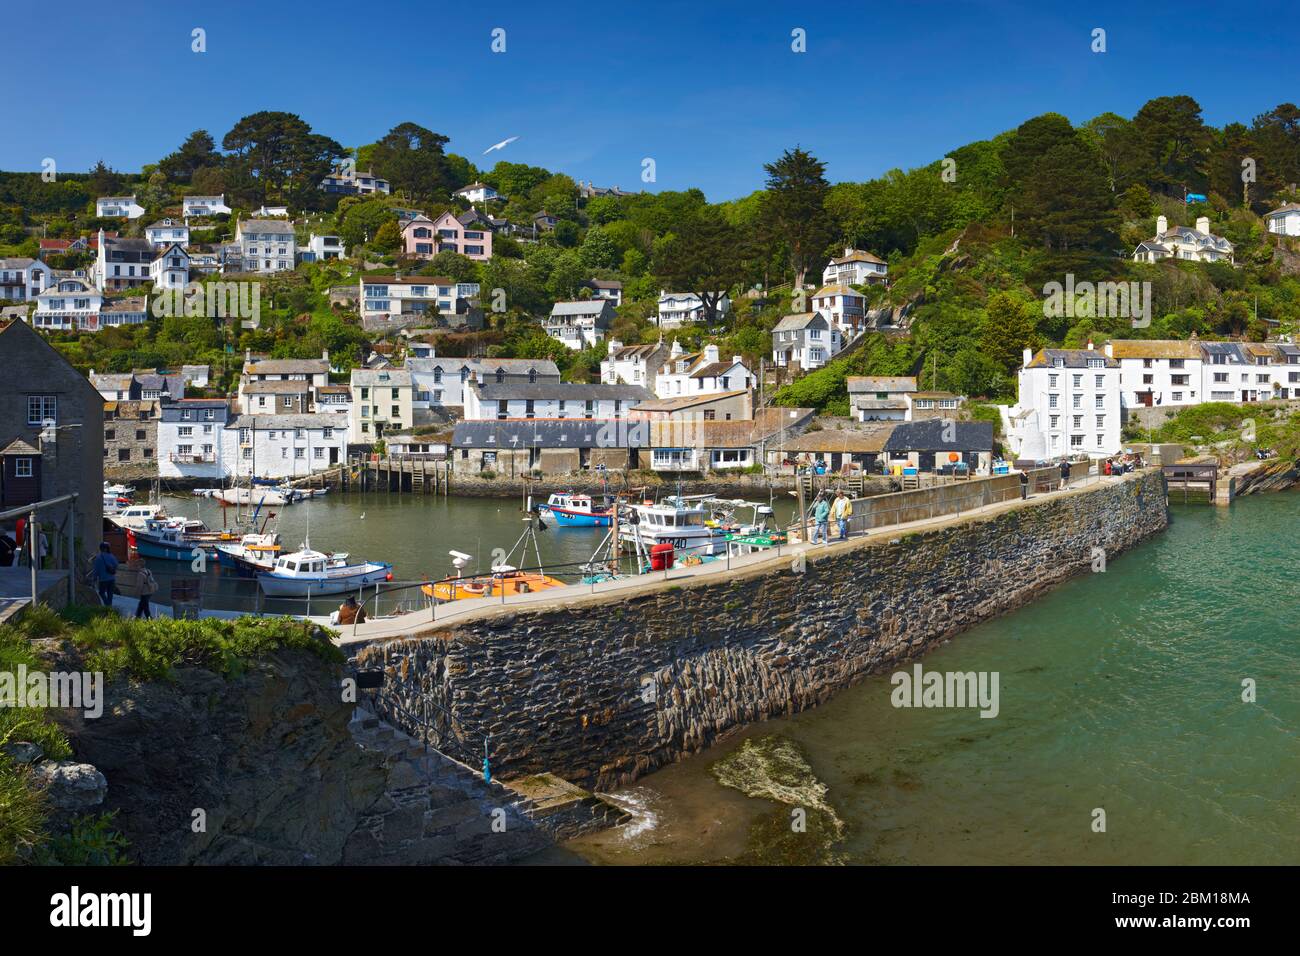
7;0;1298;201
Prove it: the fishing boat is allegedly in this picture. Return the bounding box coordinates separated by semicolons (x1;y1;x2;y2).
256;544;392;597
127;519;207;561
617;496;731;557
537;492;612;528
213;532;285;577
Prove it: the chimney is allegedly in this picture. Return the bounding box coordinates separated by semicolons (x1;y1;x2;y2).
670;339;683;356
1086;338;1094;351
844;246;853;256
1156;214;1168;235
322;349;330;363
1103;342;1114;358
1023;347;1033;367
1196;215;1210;235
732;355;743;366
704;344;719;363
244;348;251;363
607;338;621;356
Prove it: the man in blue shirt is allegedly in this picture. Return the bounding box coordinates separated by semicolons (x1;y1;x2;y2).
91;542;118;607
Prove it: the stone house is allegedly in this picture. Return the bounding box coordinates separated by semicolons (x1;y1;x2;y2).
103;400;159;478
0;319;104;557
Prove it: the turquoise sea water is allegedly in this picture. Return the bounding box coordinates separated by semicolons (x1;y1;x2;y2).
558;493;1300;865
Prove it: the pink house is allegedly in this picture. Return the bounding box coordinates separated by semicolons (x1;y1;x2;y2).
402;210;493;262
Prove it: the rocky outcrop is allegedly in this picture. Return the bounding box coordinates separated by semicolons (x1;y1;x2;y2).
359;472;1169;791
1233;458;1300;495
51;648;388;865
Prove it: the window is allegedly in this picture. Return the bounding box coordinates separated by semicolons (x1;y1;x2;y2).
295;448;304;459
105;429;116;441
1072;415;1083;428
1070;435;1083;447
1094;395;1105;409
26;395;56;425
323;428;333;439
1072;374;1082;387
14;458;32;478
1171;392;1183;402
1048;394;1058;409
1095;415;1105;428
314;447;323;459
178;426;193;437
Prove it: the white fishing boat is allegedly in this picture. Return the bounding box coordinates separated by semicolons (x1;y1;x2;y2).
617;496;730;558
104;481;134;497
256;544;392;597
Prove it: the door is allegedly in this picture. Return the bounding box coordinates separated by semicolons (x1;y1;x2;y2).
918;452;935;472
329;447;339;465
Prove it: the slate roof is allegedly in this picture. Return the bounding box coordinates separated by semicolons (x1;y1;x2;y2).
772;312;827;332
630;390;749;412
1023;349;1120;369
847;376;916;393
549;300;613;318
1105;339;1204;360
454;419;650;449
350;368;413;387
778;426;895;454
245;358;329;375
884;420;993;453
226;414;345;430
473;382;654;402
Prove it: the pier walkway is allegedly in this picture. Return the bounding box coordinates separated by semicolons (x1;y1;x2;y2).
335;463;1122;648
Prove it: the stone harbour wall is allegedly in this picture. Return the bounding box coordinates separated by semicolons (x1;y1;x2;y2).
358;471;1169;791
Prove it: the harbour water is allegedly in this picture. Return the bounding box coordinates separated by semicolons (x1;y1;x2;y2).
541;493;1300;865
139;489;797;616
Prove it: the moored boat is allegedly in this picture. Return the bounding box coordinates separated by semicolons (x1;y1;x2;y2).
537;492;611;527
256;545;392;597
422;565;567;602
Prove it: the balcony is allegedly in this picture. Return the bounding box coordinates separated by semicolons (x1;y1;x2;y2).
168;453;217;463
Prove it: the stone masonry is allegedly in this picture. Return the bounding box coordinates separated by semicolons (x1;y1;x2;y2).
358;471;1170;790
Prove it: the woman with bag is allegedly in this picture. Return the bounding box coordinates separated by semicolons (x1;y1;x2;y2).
136;565;159;619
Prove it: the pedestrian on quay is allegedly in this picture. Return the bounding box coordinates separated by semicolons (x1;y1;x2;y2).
830;490;853;540
1059;458;1072;490
1019;469;1029;500
135;564;158;619
90;542;118;608
811;493;831;545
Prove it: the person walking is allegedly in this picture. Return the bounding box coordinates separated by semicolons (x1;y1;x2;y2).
1058;458;1072;490
830;490;853;540
1019;469;1029;500
90;542;119;608
811;494;831;545
135;565;158;619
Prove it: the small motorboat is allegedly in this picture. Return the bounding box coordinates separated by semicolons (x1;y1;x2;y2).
108;503;169;532
422;564;568;602
537;492;612;527
213;532;284;577
256;545;392;597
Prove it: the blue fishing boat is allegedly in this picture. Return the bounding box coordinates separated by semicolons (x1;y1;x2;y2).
537;493;612;528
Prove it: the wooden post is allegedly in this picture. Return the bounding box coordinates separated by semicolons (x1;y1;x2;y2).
65;505;75;606
28;511;38;606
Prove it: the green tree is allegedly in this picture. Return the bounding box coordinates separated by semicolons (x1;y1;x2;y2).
365;122;458;200
761;147;832;287
653;210;750;323
980;292;1038;375
1130;95;1211;197
159;130;221;183
221;111;345;208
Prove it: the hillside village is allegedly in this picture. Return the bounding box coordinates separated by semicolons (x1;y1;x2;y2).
3;96;1300;485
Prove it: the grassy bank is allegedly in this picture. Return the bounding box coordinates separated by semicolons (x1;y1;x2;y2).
1131;401;1300;463
0;606;340;864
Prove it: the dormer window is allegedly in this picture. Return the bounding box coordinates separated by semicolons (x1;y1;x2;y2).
496;369;505;384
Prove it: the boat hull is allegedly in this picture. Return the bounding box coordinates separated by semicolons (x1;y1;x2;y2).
257;563;392;597
545;506;611;528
